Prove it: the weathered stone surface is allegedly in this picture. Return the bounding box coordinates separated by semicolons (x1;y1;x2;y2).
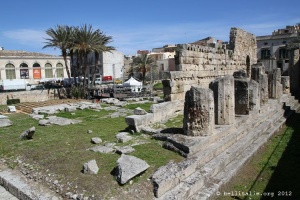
116;132;133;143
91;137;102;144
125;113;154;132
88;146;115;154
269;68;283;99
64;106;77;112
82;159;99;174
114;155;149;184
19;127;35;140
28;114;44;120
39;116;81;126
234;78;250;115
209;75;235;125
281;76;290;94
249;80;260;111
162;28;257;101
251;63;269;105
133;107;147;115
183;87;214;136
115;146;135;154
0;118;12;127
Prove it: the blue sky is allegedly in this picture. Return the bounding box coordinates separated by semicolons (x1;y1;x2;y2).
0;0;299;56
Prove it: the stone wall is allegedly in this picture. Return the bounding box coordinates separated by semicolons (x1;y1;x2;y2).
0;90;53;105
162;27;257;101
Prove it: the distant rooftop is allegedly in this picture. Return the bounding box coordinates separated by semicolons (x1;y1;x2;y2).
0;50;60;58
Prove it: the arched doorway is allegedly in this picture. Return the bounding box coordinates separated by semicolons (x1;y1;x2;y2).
20;63;29;79
33;63;41;79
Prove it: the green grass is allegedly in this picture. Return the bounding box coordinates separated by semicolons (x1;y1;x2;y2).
153;82;163;90
217;113;300;200
0;104;183;199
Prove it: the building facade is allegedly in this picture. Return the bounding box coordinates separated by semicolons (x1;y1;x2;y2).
257;24;300;75
0;50;69;84
74;50;124;82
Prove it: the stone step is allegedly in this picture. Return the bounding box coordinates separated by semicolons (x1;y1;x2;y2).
188;116;286;200
157;115;276;200
153;103;282;198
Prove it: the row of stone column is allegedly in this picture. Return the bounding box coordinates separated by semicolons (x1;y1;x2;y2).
183;63;289;136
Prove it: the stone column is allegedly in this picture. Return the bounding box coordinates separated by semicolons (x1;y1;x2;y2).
251;63;268;105
209;75;235;125
234;78;249;115
249;80;260;111
183;87;214;136
269;68;283;99
281;76;290;94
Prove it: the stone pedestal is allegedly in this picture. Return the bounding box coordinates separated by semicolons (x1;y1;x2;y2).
183;87;214;136
234;78;249;115
209;75;235;125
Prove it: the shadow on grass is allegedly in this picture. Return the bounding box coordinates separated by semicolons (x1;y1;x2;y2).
261;113;300;199
243;113;300;199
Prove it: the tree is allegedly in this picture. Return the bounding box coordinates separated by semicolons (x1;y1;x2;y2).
43;25;73;83
91;30;115;87
131;54;155;84
44;24;115;98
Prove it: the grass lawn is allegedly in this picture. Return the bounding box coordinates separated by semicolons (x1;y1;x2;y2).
217;113;300;200
0;103;183;199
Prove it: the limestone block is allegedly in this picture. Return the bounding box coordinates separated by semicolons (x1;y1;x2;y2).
125;113;154;132
183;87;215;136
0;119;13;127
19;127;35;140
116;132;133;143
91;137;102;144
133;107;147;115
114;155;149;185
82;160;99;174
209;75;235;125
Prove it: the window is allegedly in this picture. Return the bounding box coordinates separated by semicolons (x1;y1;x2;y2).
56;63;64;78
20;63;29;79
261;49;270;59
5;63;16;79
278;48;290;59
45;63;53;78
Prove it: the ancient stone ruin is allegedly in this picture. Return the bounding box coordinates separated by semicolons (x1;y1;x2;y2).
149;27;300;199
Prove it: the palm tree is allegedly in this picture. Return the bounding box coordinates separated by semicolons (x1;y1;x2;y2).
43;25;72;83
91;30;115;86
131;54;155;84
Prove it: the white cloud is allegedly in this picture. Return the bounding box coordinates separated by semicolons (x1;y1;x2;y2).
3;29;47;47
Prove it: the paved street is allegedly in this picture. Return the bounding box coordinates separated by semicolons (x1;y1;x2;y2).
0;185;18;200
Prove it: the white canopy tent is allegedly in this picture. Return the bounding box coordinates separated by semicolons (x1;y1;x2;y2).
123;77;143;92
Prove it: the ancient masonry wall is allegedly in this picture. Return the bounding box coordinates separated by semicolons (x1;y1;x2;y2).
0;90;53;105
162;28;257;101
